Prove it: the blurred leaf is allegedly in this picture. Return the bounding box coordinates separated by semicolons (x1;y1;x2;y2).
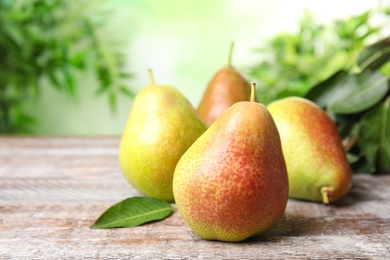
250;8;389;104
119;72;133;79
358;37;390;71
306;70;388;114
359;97;390;172
63;65;77;99
332;113;360;138
379;62;390;77
359;105;381;164
378;96;390;171
386;6;390;16
109;91;117;113
305;70;349;107
0;0;134;134
48;70;61;90
2;22;24;48
119;86;136;98
347;152;361;164
70;52;87;69
330;71;389;114
351;156;376;173
95;65;111;91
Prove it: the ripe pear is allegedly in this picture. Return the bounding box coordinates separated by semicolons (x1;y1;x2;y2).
173;84;288;242
119;70;206;202
197;42;251;127
267;97;352;204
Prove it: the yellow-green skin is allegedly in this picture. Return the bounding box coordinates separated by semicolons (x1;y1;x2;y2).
119;85;206;202
267;97;352;204
173;101;289;242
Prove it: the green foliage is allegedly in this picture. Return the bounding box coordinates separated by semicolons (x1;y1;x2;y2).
249;9;388;105
306;38;390;173
249;6;390;173
0;0;134;134
307;70;388;114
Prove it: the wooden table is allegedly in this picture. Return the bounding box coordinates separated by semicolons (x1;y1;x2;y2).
0;137;389;259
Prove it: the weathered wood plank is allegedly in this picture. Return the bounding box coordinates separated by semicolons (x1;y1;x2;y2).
0;137;389;259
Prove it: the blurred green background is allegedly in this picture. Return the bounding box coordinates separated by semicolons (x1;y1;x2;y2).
1;0;389;135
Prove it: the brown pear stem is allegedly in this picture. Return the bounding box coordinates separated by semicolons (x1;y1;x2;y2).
321;187;331;205
250;83;256;102
227;41;234;68
344;135;359;152
148;69;156;85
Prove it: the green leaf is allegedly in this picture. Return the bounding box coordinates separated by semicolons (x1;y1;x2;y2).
119;72;133;79
358;37;390;72
119;86;136;98
108;91;117;113
307;70;388;114
378;96;390;171
63;65;77;99
351;156;376;173
90;197;172;229
359;97;390;172
347;152;360;164
0;1;133;134
305;70;349;108
332;114;360;138
360;104;381;166
330;71;388;114
48;70;61;90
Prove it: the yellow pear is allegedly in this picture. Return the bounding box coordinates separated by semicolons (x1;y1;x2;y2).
267;97;352;204
119;70;206;202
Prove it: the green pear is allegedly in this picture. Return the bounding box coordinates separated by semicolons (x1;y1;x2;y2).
197;42;251;127
267;97;352;204
173;84;288;242
119;70;206;202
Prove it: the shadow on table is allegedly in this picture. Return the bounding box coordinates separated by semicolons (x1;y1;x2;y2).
243;176;385;243
333;174;382;207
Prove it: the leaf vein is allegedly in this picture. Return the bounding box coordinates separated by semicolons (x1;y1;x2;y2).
360;45;390;71
99;207;171;227
346;76;387;101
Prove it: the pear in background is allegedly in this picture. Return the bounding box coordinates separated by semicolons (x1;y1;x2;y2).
267;97;352;204
173;84;288;242
119;70;206;202
197;42;251;127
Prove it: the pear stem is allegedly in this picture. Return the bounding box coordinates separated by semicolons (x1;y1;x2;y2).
148;69;156;85
321;187;331;205
227;41;234;68
344;135;359;152
250;83;256;102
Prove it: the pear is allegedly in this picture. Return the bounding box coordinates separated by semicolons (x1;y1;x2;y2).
267;97;352;204
173;83;288;242
197;42;251;127
119;70;206;202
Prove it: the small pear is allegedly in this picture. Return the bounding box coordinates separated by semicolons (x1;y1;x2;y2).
119;70;206;202
173;84;288;242
197;42;251;127
267;97;352;204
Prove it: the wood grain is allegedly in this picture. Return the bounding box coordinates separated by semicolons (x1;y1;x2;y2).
0;137;389;259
